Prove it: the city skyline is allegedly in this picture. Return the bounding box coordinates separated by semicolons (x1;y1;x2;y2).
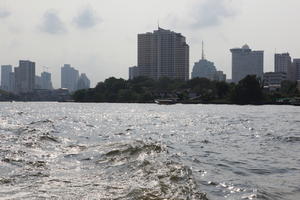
0;0;300;87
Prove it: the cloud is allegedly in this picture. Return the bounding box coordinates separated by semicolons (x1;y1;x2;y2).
73;6;101;29
190;0;236;29
0;8;11;18
39;10;67;34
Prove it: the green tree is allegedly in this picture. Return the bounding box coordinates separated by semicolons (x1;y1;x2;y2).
215;81;230;99
281;80;299;97
231;75;263;104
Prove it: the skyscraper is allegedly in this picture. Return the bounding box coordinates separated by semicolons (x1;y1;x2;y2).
192;42;226;81
275;53;291;73
14;60;35;94
191;59;217;80
137;27;189;80
41;72;53;90
9;72;15;93
77;73;90;90
61;64;79;92
293;59;300;81
192;42;216;80
230;45;264;83
1;65;12;91
35;76;42;89
275;53;295;81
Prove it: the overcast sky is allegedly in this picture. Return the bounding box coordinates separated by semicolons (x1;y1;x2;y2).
0;0;299;87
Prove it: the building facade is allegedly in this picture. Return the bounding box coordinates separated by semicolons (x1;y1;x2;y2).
129;66;140;80
61;64;79;92
9;72;15;93
137;27;189;81
35;76;42;89
231;45;264;83
275;53;291;73
191;60;217;80
77;73;90;90
41;72;53;90
275;53;295;81
1;65;13;92
14;60;35;94
293;59;300;81
214;71;227;82
263;72;287;86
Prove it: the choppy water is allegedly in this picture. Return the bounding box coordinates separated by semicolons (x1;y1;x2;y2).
0;103;299;200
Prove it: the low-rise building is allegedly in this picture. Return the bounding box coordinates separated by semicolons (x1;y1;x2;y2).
214;71;227;82
263;72;287;86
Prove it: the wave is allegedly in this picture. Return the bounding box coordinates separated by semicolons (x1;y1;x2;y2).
92;140;208;200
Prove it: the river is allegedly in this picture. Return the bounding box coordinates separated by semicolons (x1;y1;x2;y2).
0;103;299;200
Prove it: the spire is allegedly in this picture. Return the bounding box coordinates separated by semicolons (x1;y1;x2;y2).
201;41;205;60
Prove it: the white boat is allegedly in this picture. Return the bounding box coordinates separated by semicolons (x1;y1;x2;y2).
154;99;177;105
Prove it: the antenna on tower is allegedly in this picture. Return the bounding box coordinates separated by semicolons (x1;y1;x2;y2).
201;41;205;60
158;19;160;29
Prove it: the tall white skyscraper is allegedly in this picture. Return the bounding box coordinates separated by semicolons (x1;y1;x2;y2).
137;27;189;81
14;60;35;94
1;65;12;91
230;45;264;83
61;64;79;92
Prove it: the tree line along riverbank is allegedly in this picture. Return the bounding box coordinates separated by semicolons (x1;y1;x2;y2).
72;75;300;105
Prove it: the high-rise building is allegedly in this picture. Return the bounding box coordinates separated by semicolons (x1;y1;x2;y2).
77;73;90;90
1;65;12;91
129;66;140;80
61;64;79;92
192;59;217;80
293;59;300;81
192;42;226;81
275;53;291;73
275;53;295;81
9;72;15;93
137;27;189;80
230;44;264;83
35;76;42;89
192;42;216;80
15;60;35;94
41;72;53;90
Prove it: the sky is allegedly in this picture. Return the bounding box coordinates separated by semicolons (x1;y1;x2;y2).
0;0;300;88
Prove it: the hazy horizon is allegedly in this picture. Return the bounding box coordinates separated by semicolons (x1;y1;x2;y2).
1;0;300;88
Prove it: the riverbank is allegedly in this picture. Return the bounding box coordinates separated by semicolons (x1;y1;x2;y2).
73;76;300;105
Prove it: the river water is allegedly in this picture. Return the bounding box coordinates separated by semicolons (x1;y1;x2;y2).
0;103;299;200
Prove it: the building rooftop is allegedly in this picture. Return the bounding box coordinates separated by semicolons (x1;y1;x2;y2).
242;44;250;49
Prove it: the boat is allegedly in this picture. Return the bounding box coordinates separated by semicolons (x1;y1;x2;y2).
154;99;177;105
291;97;300;106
